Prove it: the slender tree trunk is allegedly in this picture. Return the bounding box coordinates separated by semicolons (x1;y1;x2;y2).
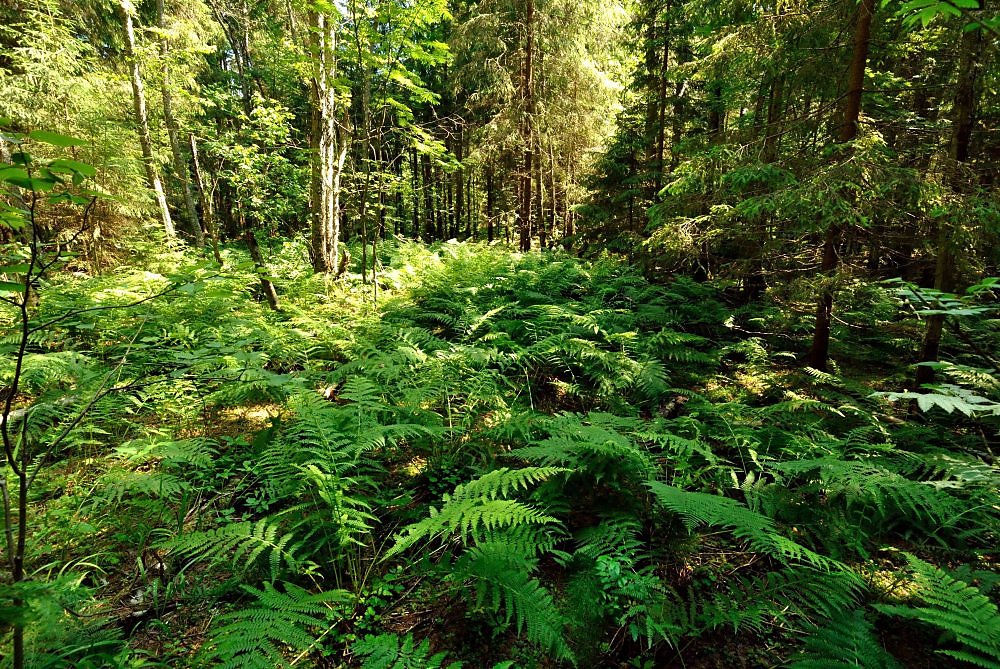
422;155;435;241
189;134;223;264
518;0;535;252
762;75;784;163
486;163;495;242
669;44;687;170
309;10;346;274
410;148;420;239
642;2;660;190
243;213;280;310
446;162;455;238
915;15;985;387
120;0;174;239
808;0;875;371
157;0;202;246
456;127;465;239
466;170;474;239
435;165;445;240
548;140;557;247
535;134;545;249
654;2;671;195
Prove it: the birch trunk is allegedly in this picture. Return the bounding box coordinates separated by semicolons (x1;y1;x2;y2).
157;0;203;246
120;0;174;239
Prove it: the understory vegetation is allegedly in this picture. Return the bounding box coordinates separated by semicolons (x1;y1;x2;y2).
2;0;1000;665
3;237;998;668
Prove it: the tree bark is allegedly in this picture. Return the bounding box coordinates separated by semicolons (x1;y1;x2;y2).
654;1;671;194
188;134;223;264
157;0;203;246
309;9;347;274
243;216;280;311
486;163;495;242
535;134;544;249
120;0;174;239
456;126;465;239
915;15;985;387
808;0;875;371
517;0;535;252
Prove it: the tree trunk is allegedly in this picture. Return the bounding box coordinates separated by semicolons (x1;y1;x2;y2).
654;2;671;194
915;15;984;387
243;215;280;311
762;75;784;163
411;148;420;239
120;0;174;239
422;155;435;241
548;140;557;247
309;9;346;274
517;0;535;252
808;0;875;371
642;1;660;191
157;0;202;246
435;165;445;240
535;134;544;249
188;134;223;264
456;128;465;239
486;163;495;242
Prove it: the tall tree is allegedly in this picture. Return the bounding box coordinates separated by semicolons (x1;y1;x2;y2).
309;5;348;273
517;0;535;252
914;13;987;387
157;0;204;246
808;0;876;371
120;0;175;239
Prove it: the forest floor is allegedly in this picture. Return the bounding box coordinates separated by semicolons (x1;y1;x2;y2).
6;238;998;668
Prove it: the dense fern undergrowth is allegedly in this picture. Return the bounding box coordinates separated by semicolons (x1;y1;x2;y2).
3;238;999;668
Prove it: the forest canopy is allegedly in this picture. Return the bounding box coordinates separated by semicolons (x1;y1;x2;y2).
1;0;999;667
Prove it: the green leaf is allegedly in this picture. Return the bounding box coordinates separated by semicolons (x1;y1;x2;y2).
28;130;87;147
0;167;28;182
0;264;30;273
48;158;96;178
0;281;25;294
9;177;57;192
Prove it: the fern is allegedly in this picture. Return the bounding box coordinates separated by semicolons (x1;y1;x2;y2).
459;540;574;662
790;610;901;669
386;466;572;662
772;457;964;529
647;481;841;570
199;582;351;669
513;413;656;490
354;633;463;669
387;467;565;558
162;518;302;581
875;553;1000;668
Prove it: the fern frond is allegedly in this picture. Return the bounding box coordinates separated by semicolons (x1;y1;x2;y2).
647;481;840;570
459;540;574;662
162;519;302;581
790;610;901;669
354;633;463;669
875;553;1000;668
200;582;351;669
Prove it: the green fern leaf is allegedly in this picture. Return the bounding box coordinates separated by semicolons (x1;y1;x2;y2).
874;553;1000;668
200;582;350;669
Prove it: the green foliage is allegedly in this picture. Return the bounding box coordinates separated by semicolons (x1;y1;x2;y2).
7;240;1000;669
387;467;566;558
791;610;901;669
354;633;462;669
198;582;351;669
161;518;303;582
647;481;840;570
875;553;1000;668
